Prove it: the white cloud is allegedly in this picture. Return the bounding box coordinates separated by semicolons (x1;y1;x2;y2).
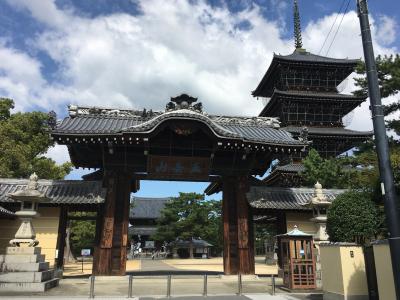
6;0;73;28
45;145;70;165
375;15;397;46
0;0;398;137
0;44;46;111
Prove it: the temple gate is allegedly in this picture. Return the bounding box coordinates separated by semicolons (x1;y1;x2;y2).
50;94;306;275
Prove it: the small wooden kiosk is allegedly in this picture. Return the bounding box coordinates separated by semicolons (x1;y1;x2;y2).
277;225;316;289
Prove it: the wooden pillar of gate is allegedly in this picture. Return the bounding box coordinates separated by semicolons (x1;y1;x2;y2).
222;175;255;275
93;172;131;275
55;205;68;269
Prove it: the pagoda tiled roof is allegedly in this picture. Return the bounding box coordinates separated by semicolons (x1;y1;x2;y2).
247;186;344;211
283;126;373;137
0;179;105;204
53;105;306;147
274;163;305;173
261;163;304;186
260;89;367;117
271;90;366;100
274;50;360;65
204;176;264;196
252;50;359;98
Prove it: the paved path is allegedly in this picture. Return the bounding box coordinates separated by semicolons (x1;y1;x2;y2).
140;259;178;272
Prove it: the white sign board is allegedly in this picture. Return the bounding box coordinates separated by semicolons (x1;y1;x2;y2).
145;241;155;248
81;249;91;256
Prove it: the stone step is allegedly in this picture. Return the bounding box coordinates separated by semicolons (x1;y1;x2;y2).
6;247;42;255
0;278;59;292
0;270;54;283
4;254;45;263
2;261;49;272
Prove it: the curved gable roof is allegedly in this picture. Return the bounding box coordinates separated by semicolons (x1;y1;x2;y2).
53;106;306;147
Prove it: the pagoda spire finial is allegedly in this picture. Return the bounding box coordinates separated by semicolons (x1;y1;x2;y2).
294;0;303;49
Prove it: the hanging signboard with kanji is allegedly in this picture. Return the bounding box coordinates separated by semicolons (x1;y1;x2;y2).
147;155;210;180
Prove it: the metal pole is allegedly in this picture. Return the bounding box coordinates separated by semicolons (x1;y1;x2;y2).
357;1;400;299
203;274;208;297
89;275;95;298
271;275;275;296
128;275;133;298
167;275;172;298
238;273;242;295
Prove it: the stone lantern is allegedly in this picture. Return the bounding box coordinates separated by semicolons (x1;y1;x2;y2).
8;173;50;247
0;173;59;292
303;182;331;242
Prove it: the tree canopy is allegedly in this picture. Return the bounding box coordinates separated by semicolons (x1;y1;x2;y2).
0;98;72;179
326;190;380;245
152;192;222;254
69;212;97;257
354;54;400;134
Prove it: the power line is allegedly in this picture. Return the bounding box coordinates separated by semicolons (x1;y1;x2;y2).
318;0;346;55
326;0;351;56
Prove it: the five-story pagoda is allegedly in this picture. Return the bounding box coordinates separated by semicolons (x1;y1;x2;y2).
254;0;372;186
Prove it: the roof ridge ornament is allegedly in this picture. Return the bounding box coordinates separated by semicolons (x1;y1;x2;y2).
212;116;281;128
294;0;304;51
166;93;203;113
298;126;309;142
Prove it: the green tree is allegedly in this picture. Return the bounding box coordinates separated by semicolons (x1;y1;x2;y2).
326;190;379;245
152;192;223;254
69;212;97;257
302;149;347;188
354;54;400;134
0;98;72;179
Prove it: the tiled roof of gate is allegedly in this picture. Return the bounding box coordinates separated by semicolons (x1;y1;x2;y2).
52;105;307;147
247;186;344;211
130;197;170;219
0;179;105;204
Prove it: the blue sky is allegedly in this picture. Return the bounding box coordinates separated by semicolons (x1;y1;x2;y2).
0;0;398;199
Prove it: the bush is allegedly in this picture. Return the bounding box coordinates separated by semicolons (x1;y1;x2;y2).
327;190;379;244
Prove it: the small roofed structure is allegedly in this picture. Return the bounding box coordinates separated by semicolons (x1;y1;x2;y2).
277;225;316;290
169;238;213;259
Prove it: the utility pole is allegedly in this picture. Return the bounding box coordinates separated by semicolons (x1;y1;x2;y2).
357;1;400;299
